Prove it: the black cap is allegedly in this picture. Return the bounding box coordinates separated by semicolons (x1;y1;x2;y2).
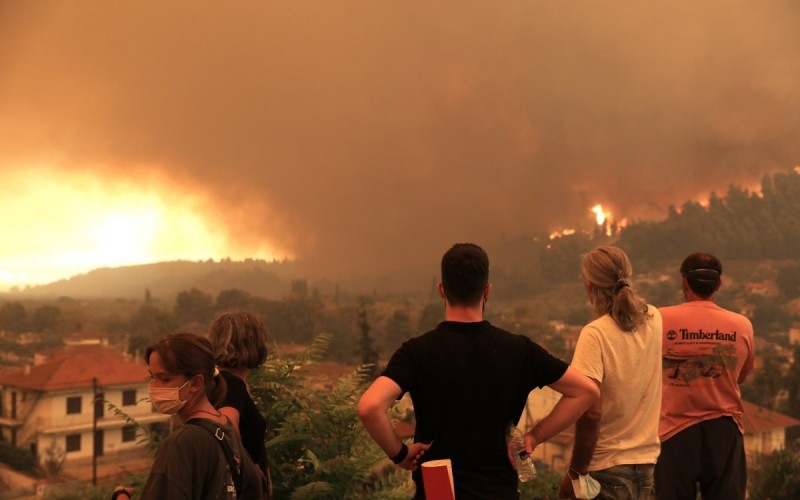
680;252;722;283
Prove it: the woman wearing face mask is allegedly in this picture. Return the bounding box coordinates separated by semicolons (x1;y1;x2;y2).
110;333;264;500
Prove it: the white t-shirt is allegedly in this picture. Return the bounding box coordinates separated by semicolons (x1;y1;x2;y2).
571;305;663;470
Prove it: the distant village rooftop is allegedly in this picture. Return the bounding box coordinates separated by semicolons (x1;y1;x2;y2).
0;344;146;392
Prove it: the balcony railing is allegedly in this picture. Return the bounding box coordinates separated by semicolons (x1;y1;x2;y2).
35;407;167;433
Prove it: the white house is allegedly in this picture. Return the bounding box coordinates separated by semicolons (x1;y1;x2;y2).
741;400;800;457
0;344;169;467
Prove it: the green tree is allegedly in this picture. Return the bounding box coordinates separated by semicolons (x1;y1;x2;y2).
0;440;39;475
749;447;800;500
290;279;309;299
417;302;442;333
215;288;255;312
0;301;28;333
750;296;792;334
43;439;66;476
786;344;800;414
127;304;176;356
384;309;412;351
357;298;379;379
777;264;800;300
518;469;562;499
32;304;62;332
174;288;213;325
743;356;784;409
251;334;413;499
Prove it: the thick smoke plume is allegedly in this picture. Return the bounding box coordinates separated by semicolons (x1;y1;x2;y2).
1;1;799;277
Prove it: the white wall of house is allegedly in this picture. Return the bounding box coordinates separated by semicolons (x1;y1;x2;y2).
1;383;163;465
744;428;786;457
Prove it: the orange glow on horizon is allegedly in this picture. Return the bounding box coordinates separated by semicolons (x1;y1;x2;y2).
0;165;289;290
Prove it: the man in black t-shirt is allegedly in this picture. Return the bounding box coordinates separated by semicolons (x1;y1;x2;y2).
357;243;599;499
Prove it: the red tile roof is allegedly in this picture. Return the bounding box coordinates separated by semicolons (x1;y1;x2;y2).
742;400;800;434
0;345;148;392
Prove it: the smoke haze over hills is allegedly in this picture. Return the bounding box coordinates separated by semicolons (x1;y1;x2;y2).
1;1;799;283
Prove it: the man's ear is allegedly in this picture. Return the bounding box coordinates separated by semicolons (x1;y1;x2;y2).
437;282;446;300
681;276;690;296
483;283;492;301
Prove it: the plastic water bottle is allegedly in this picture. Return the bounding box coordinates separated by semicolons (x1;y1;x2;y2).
506;423;537;482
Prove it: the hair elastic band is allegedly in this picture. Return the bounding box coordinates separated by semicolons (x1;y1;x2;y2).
612;280;629;294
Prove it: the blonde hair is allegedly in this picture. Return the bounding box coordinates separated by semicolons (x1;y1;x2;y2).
208;311;268;369
581;246;649;332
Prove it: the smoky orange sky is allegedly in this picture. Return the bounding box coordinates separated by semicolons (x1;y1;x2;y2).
1;1;799;288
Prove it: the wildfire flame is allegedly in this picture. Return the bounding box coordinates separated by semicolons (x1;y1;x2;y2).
549;228;576;240
548;203;617;241
591;204;608;225
591;204;614;236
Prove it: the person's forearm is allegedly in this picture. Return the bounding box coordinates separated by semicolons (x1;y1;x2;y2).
358;377;407;459
529;391;596;447
359;410;404;458
568;408;601;474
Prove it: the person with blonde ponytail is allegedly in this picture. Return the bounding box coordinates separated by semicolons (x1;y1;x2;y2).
558;246;662;500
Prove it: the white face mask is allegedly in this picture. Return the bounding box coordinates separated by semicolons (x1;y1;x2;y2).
149;379;191;414
571;471;601;499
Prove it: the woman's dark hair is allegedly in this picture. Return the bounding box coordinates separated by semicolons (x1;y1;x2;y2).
581;246;650;332
146;333;226;406
208;311;268;370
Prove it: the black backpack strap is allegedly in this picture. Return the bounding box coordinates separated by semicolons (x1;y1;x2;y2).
186;419;243;495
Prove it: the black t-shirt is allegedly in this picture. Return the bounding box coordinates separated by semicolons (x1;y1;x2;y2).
220;371;269;474
382;321;568;500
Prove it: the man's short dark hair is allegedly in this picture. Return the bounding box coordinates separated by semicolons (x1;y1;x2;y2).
441;243;489;306
680;252;722;299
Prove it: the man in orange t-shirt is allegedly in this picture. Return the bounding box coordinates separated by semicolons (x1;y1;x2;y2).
655;252;754;500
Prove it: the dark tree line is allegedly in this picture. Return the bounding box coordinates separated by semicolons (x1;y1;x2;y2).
620;169;800;269
484;168;800;299
0;302;62;334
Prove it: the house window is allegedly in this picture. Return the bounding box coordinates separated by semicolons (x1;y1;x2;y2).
66;396;81;415
122;389;136;406
121;425;137;443
65;434;81;452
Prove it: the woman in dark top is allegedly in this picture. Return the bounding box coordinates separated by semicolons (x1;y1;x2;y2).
208;311;271;498
111;333;264;500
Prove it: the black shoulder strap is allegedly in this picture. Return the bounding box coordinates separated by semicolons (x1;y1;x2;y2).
186;419;243;495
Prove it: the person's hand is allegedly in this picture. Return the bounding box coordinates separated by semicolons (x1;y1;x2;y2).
524;430;539;455
506;431;538;468
397;441;432;470
558;474;576;499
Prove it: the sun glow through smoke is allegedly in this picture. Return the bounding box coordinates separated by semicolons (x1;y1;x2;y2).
0;165;285;290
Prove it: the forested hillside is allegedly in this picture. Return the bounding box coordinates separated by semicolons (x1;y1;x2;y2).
488;167;800;299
